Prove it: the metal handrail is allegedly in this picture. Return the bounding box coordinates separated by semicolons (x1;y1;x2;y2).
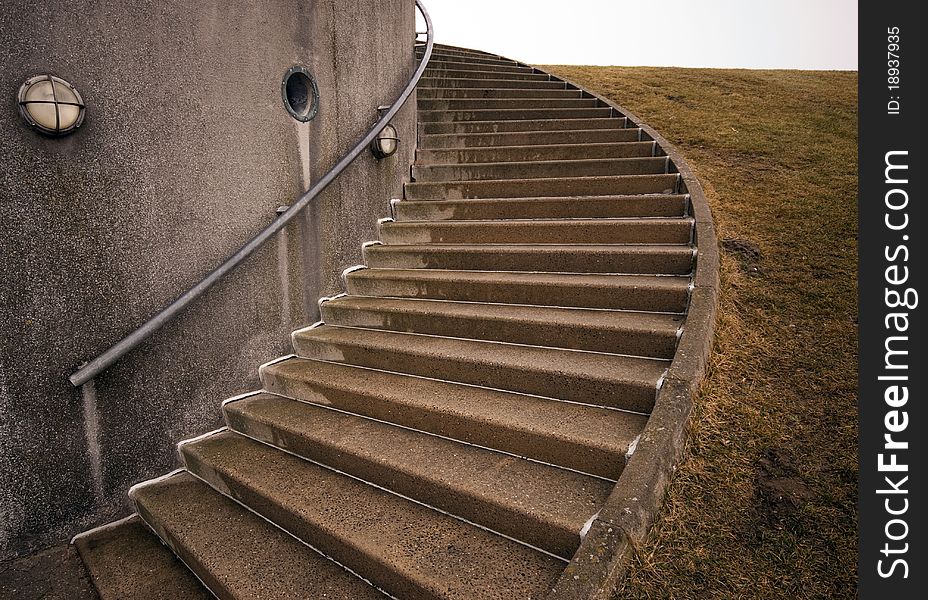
69;0;434;387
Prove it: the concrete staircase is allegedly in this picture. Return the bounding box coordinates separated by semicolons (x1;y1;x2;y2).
73;43;708;599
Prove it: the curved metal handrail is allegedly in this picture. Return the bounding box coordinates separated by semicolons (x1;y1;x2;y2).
69;0;434;387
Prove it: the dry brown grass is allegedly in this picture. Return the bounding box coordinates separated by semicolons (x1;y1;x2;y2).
543;66;858;599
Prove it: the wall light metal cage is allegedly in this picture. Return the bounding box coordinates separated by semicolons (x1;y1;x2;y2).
17;74;86;136
370;123;400;159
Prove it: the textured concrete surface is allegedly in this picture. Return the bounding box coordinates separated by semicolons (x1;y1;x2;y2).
346;269;691;312
259;358;644;479
175;433;566;599
131;471;384;599
320;295;682;357
0;0;415;559
292;325;668;411
415;141;655;163
405;173;680;200
0;542;98;600
212;398;610;558
73;515;210;599
364;243;695;275
379;218;691;244
392;194;686;220
418;127;641;148
411;156;668;181
302;0;416;303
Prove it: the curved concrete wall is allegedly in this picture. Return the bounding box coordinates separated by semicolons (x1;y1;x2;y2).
0;0;415;559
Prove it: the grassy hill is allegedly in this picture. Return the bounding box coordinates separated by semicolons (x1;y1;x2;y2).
543;66;858;599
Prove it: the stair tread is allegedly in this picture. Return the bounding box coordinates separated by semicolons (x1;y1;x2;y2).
393;195;687;220
324;295;681;334
259;357;647;479
419;128;641;147
412;157;668;181
219;393;612;557
295;323;668;374
405;174;680;200
321;294;680;357
350;267;690;289
73;515;211;600
179;432;565;599
363;243;694;276
131;472;384;600
381;218;691;245
292;324;668;411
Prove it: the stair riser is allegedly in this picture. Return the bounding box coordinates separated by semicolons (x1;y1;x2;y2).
219;404;582;558
425;61;537;74
425;47;508;60
363;245;694;275
347;273;689;314
394;195;685;220
412;157;667;181
379;221;692;245
405;174;680;200
423;69;551;81
419;51;519;66
416;141;654;163
418;88;585;99
419;108;613;122
419;128;640;148
418;98;601;111
420;118;626;135
320;302;678;359
419;77;567;89
292;334;660;412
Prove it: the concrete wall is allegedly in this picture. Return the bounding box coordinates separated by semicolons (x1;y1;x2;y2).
0;0;415;559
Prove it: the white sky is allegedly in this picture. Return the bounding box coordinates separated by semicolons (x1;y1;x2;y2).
418;0;858;70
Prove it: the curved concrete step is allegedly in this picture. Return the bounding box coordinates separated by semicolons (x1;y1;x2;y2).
363;243;695;275
392;194;687;220
419;127;641;148
73;515;211;600
424;60;537;74
346;268;691;312
412;156;668;181
418;87;586;99
418;51;523;66
320;295;682;357
419;77;567;90
416;141;656;163
215;394;610;558
292;325;668;412
419;107;614;122
428;45;513;59
420;118;629;135
379;218;692;245
418;98;602;110
405;174;680;200
130;471;384;599
423;69;552;81
258;357;647;479
178;432;565;599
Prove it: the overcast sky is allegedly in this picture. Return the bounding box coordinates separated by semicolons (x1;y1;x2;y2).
418;0;857;70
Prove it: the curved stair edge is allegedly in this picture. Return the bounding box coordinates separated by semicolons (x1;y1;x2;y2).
539;71;720;599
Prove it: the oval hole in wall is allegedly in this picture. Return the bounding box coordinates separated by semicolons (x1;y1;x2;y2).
282;67;319;122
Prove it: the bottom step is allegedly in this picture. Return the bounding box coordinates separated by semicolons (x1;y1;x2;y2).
73;515;211;600
131;471;384;599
